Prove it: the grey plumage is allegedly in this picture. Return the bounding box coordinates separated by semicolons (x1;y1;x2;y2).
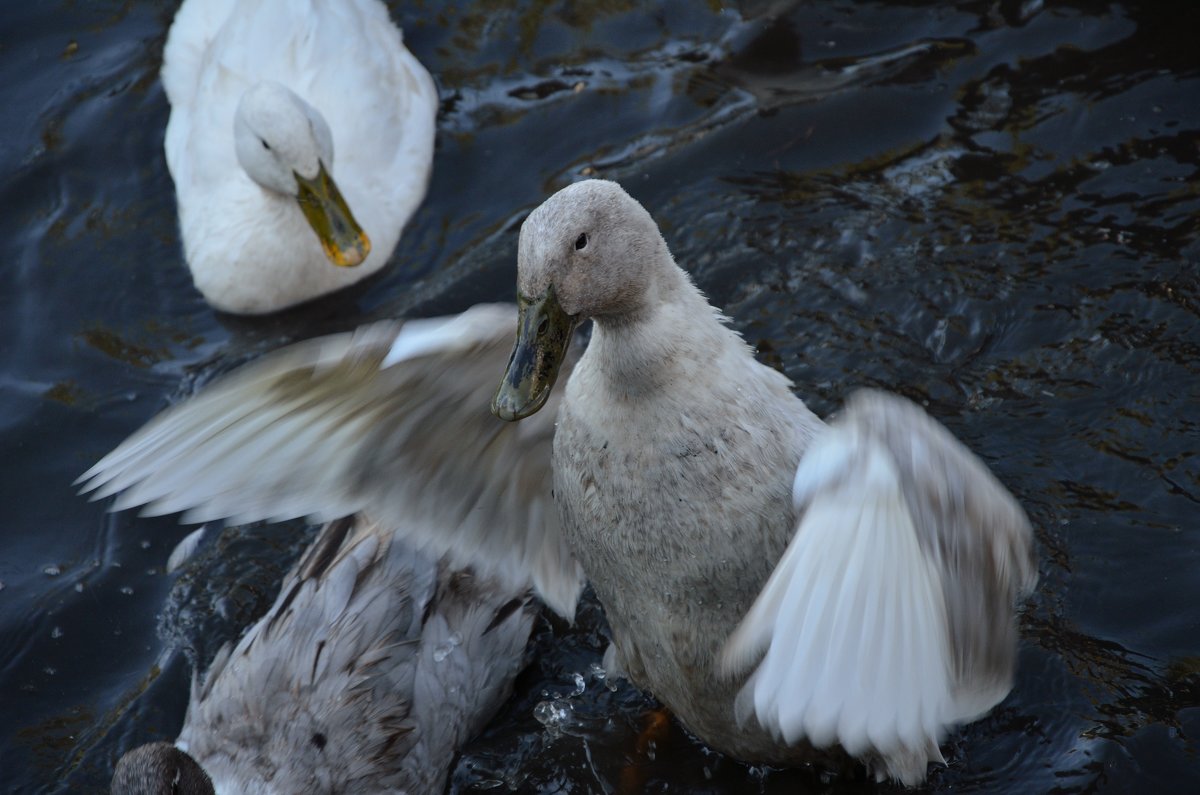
111;743;213;795
112;517;535;794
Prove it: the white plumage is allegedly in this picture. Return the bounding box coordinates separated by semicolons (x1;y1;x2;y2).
161;0;438;313
80;304;584;619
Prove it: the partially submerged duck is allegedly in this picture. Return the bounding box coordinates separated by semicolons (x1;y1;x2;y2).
161;0;437;313
111;516;536;794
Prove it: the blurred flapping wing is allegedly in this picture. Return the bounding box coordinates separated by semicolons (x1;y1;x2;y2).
721;390;1036;782
78;304;584;617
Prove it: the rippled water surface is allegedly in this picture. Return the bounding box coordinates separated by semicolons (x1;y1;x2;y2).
1;1;1198;792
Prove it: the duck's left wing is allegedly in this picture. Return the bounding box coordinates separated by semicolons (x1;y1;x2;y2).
721;390;1036;783
78;304;584;618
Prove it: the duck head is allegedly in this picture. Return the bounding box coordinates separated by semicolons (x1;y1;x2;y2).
492;180;670;421
234;81;370;267
110;742;214;795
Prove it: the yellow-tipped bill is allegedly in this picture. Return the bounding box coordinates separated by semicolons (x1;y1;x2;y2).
295;163;370;267
492;285;577;421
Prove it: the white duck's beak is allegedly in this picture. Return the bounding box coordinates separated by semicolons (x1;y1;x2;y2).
294;162;370;267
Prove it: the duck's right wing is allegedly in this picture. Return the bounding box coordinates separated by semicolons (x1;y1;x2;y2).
78;304;584;618
721;390;1036;783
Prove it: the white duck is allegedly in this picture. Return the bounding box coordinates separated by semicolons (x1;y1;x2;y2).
161;0;438;314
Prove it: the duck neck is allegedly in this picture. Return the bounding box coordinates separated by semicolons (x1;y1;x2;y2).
586;264;737;398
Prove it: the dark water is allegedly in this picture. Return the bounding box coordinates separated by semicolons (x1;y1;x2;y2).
2;0;1198;792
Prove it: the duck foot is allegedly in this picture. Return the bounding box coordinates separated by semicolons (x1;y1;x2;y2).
617;706;673;794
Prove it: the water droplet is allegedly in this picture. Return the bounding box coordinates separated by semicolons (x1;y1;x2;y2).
50;626;63;639
568;672;585;697
432;632;463;663
43;565;61;577
74;583;83;593
140;540;151;550
532;699;574;737
119;586;134;596
44;666;57;676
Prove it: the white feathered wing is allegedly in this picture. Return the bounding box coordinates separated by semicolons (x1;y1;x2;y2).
722;390;1037;784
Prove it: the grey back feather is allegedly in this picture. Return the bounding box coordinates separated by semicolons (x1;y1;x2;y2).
177;516;535;794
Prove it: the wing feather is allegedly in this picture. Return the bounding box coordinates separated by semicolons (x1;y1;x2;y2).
723;390;1035;783
80;304;584;617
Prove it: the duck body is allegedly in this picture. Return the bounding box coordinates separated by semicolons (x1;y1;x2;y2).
555;286;821;762
84;182;1036;786
162;0;437;313
494;180;1037;784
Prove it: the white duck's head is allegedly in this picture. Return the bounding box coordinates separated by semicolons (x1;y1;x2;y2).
233;81;370;267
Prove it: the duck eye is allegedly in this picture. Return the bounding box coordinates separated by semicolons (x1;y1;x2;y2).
261;139;271;151
574;233;588;251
